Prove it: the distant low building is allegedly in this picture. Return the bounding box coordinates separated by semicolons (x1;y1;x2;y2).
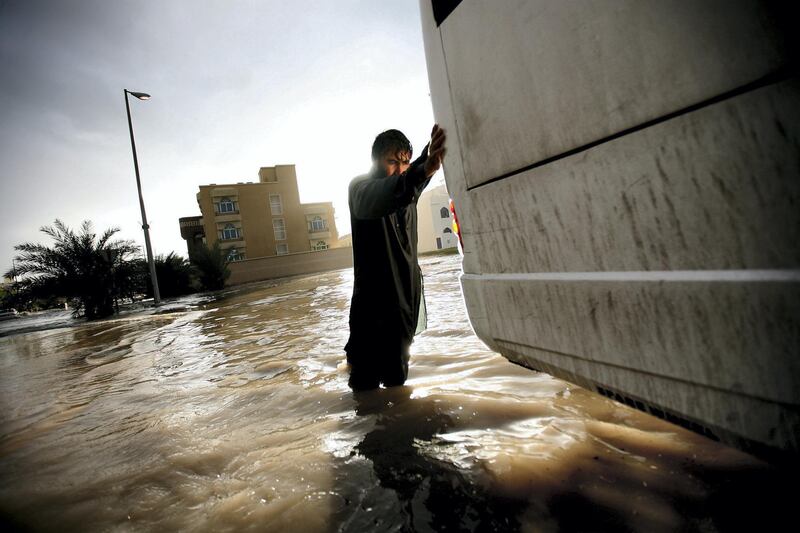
417;183;457;253
179;164;339;262
337;233;352;248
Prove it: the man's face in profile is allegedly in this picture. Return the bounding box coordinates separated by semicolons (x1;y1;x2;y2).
378;151;411;177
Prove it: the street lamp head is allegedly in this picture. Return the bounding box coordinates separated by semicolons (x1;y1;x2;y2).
127;90;151;100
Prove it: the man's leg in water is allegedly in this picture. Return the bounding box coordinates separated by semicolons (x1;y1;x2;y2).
380;340;411;387
347;349;381;391
348;362;380;391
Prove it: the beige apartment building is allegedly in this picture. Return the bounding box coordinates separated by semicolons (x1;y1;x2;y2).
181;164;339;262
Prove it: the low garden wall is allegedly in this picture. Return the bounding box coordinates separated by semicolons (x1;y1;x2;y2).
227;247;353;285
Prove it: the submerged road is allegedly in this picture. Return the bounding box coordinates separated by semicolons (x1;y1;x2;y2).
0;254;790;532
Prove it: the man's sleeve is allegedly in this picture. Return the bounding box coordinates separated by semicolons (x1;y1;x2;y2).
350;153;430;220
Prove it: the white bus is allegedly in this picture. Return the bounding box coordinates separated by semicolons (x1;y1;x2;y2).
420;0;799;462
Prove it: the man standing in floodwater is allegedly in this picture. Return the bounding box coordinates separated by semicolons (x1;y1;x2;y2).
345;126;447;391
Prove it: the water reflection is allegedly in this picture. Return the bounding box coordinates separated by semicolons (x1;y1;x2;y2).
339;386;528;531
0;255;791;532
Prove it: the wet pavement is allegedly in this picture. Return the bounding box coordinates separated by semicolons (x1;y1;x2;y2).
0;254;791;532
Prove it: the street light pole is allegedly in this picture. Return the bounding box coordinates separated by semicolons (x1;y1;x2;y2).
124;89;161;306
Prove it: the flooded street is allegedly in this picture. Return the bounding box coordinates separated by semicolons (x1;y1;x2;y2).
0;254;790;532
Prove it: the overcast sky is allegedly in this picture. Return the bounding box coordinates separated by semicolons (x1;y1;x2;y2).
0;0;439;271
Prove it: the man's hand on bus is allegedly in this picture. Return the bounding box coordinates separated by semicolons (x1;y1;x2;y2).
424;124;446;178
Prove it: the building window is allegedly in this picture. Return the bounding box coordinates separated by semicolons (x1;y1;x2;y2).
443;227;453;234
273;218;286;240
313;241;328;251
270;194;283;215
276;243;289;255
309;216;326;232
221;223;240;240
440;207;450;218
436;237;442;249
227;248;245;261
217;197;237;214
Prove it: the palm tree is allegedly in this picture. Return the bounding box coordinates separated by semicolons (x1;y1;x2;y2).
155;252;195;297
190;241;231;291
132;252;195;298
5;220;139;319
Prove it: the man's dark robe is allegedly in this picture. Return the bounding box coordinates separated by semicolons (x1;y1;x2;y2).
344;149;432;375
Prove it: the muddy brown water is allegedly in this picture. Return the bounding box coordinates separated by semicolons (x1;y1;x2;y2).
0;254;791;532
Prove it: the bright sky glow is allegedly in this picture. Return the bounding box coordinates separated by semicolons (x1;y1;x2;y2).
0;0;440;271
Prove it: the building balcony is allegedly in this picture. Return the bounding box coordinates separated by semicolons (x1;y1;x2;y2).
214;212;241;222
179;216;203;228
308;229;331;239
218;237;246;247
179;216;205;240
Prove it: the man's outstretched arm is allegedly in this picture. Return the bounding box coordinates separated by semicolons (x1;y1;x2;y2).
412;124;447;197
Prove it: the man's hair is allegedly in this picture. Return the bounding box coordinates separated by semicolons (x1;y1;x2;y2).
371;129;412;161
